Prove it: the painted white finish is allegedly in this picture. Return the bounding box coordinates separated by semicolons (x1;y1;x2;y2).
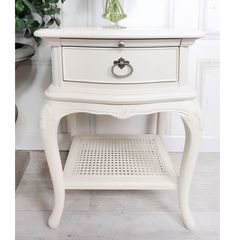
64;134;178;190
60;38;182;47
44;84;196;104
37;28;203;230
40;95;202;230
40;104;65;229
15;0;220;152
35;27;205;39
62;47;179;84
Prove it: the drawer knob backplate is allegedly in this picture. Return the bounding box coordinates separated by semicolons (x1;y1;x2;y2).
111;57;133;78
118;41;126;48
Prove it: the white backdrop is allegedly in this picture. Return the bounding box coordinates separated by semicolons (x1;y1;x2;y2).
15;0;220;152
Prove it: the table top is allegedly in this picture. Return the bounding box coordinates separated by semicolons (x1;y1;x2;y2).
34;27;205;39
45;83;197;104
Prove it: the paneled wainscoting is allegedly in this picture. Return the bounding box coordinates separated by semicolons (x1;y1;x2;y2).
16;0;220;152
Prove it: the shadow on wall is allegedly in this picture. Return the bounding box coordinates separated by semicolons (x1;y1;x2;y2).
16;60;36;98
15;60;52;102
15;60;52;132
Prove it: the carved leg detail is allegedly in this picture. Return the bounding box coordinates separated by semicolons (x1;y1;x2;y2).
157;112;168;136
40;104;65;229
178;114;202;230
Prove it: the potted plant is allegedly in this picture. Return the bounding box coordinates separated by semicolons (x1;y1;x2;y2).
15;0;66;64
15;0;66;117
15;0;66;121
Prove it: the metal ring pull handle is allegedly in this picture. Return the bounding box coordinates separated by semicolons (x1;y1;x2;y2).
111;57;133;78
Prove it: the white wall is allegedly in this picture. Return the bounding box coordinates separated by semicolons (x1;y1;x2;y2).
15;0;220;152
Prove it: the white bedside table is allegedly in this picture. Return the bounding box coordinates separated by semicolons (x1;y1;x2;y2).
35;27;204;230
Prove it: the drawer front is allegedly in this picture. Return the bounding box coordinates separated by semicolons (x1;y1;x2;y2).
62;47;179;84
61;38;181;48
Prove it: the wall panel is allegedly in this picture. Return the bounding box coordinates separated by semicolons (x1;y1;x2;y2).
15;0;220;152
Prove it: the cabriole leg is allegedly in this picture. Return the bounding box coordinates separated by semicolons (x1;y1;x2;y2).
40;104;65;229
178;113;202;230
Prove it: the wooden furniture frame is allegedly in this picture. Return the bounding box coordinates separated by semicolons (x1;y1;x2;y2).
35;28;204;230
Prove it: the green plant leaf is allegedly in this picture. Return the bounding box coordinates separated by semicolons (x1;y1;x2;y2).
15;0;66;43
55;7;61;14
15;17;25;31
45;7;60;15
31;20;40;29
24;15;34;25
41;20;45;28
49;0;59;3
44;0;57;3
54;18;61;26
22;0;38;13
15;0;25;13
37;8;45;18
46;17;55;26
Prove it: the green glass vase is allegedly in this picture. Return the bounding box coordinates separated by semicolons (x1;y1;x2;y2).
102;0;127;28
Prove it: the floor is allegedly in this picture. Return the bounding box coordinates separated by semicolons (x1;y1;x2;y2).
16;152;220;240
15;151;30;189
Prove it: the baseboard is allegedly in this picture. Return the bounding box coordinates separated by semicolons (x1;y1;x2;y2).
15;132;72;151
163;135;220;152
15;132;220;152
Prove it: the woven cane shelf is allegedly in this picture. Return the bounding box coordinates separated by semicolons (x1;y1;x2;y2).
64;134;178;190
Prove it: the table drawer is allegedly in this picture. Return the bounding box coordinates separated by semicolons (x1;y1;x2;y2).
62;47;179;84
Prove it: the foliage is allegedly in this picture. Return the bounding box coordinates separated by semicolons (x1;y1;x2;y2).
15;0;65;43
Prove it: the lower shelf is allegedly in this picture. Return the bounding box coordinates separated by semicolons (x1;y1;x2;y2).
63;134;178;190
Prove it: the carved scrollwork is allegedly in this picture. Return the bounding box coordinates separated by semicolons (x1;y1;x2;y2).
40;104;56;130
193;103;203;130
39;100;203;132
109;106;137;119
176;102;203;131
